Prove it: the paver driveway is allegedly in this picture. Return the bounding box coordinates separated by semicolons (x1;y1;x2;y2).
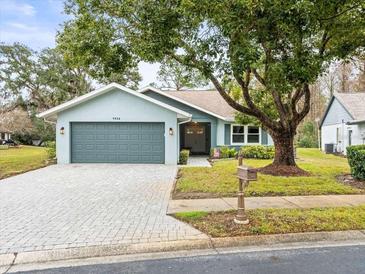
0;164;206;254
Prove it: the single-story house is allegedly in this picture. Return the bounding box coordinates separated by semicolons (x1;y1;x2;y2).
0;124;12;142
320;92;365;154
0;131;12;142
38;83;273;164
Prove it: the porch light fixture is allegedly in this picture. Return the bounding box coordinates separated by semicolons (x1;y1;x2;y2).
60;126;65;135
169;127;174;135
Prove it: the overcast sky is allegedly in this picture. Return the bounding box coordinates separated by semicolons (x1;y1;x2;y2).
0;0;160;88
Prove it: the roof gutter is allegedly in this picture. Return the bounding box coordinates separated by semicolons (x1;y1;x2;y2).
44;117;56;125
346;120;365;125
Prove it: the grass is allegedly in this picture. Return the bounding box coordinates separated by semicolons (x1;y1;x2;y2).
0;146;50;179
174;206;365;237
175;148;361;198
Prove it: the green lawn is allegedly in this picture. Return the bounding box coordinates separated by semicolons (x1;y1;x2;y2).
175;148;361;198
0;146;50;179
174;206;365;237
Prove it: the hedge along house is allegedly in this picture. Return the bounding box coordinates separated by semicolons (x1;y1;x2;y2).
320;92;365;155
38;83;273;165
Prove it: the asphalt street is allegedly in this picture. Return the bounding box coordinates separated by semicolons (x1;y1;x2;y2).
13;244;365;274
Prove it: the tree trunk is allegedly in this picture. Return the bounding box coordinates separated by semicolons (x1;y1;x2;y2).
272;134;296;166
260;131;309;176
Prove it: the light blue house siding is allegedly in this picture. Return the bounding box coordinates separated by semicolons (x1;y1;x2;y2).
223;123;269;147
144;90;271;150
144;91;218;147
56;88;179;164
322;98;353;126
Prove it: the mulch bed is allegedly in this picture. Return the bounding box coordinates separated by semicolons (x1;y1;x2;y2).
337;174;365;190
258;164;310;177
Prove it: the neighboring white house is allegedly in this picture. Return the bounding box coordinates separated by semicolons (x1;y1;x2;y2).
0;124;12;142
320;92;365;154
0;131;12;142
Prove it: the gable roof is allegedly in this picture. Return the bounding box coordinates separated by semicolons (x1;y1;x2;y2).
320;92;365;127
334;92;365;121
139;87;236;121
37;83;192;120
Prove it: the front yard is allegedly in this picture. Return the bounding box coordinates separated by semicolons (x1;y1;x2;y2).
0;146;50;179
174;206;365;237
174;148;362;198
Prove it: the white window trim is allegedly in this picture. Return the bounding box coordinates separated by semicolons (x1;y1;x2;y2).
230;124;261;145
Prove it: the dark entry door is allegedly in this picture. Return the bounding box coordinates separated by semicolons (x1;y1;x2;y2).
184;123;207;154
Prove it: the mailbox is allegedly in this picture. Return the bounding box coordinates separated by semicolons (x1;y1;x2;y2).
237;166;257;181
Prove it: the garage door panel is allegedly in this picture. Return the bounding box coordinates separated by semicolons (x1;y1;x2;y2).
71;122;165;164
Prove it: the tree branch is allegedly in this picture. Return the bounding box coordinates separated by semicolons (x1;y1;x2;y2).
295;84;311;125
320;3;362;21
233;70;280;130
252;68;266;86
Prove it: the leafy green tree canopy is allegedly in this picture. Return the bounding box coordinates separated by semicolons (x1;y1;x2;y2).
62;0;365;174
0;43;92;111
57;8;141;89
157;58;208;90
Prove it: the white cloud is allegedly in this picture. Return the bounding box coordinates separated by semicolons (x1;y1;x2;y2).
0;29;56;49
1;1;36;16
139;62;160;88
6;22;38;31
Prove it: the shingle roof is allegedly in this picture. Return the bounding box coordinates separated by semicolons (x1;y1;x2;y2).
334;92;365;120
163;90;236;120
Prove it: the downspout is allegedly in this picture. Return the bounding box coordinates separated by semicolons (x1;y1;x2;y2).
341;119;345;154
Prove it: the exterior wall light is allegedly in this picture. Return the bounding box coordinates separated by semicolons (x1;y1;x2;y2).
60;126;65;135
169;127;174;135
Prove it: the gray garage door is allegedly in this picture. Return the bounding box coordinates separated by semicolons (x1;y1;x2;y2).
71;122;165;163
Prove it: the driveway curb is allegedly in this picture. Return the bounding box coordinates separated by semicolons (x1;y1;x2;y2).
1;230;365;268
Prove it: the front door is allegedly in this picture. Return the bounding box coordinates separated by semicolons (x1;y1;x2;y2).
184;123;206;154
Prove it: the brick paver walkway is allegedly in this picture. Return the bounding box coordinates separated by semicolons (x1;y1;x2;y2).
0;164;206;254
168;195;365;213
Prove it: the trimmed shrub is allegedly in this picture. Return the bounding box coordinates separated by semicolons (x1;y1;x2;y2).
219;146;230;158
211;146;237;159
45;141;56;159
179;149;190;165
240;145;275;159
0;145;9;150
347;145;365;180
228;148;237;158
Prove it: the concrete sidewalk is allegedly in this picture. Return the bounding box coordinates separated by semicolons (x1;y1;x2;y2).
168;195;365;214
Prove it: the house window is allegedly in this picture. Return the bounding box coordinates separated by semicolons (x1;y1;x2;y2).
231;125;245;144
247;126;260;143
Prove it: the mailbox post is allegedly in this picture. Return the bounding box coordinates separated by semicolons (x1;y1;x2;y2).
234;157;257;224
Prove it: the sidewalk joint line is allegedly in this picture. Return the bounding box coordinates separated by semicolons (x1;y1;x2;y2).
280;197;301;208
220;198;235;210
3;252;17;274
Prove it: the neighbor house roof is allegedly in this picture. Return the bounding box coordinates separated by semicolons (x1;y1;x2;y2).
320;92;365;127
139;87;236;121
334;92;365;122
37;83;192;121
0;127;11;133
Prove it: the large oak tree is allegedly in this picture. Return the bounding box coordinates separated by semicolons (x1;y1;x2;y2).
0;43;92;111
62;0;365;175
